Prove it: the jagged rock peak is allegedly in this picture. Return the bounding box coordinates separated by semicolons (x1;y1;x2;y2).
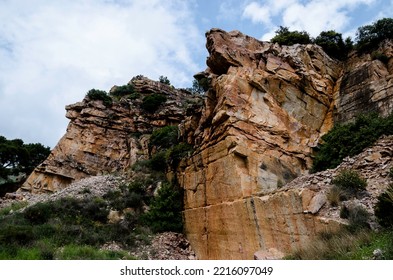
20;76;203;194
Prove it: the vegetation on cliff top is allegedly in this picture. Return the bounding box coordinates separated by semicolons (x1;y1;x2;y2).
271;17;393;60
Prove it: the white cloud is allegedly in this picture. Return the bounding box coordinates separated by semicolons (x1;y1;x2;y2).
242;0;377;40
0;0;203;147
243;2;272;25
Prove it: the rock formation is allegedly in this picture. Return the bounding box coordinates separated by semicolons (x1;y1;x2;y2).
21;76;201;193
18;28;393;259
179;29;393;259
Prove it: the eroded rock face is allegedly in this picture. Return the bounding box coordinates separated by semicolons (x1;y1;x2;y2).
335;40;393;122
179;29;393;259
180;29;342;259
21;77;201;193
19;28;393;259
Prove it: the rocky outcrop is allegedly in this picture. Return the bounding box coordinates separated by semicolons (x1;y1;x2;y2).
21;77;202;193
335;40;393;122
179;29;393;259
180;29;340;259
18;28;393;259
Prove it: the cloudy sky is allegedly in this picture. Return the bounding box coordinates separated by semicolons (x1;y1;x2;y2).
1;0;392;148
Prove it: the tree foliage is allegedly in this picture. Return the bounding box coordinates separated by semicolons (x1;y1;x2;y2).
110;84;135;98
271;26;312;46
158;75;171;85
141;182;183;233
141;94;167;112
149;126;178;149
312;113;393;172
314;30;352;60
356;18;393;53
0;136;50;179
85;89;112;107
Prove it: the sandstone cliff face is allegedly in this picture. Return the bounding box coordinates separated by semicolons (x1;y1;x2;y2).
179;29;393;259
21;77;201;193
335;40;393;122
20;28;393;259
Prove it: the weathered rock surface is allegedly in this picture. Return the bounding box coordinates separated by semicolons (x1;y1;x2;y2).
179;29;393;259
21;77;201;193
335;40;393;122
17;28;393;260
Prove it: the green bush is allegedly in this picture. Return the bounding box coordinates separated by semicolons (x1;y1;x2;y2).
150;126;178;149
110;84;135;98
371;51;389;64
23;202;55;224
86;89;112;107
332;169;367;197
314;30;352;60
356;18;393;53
271;26;312;46
167;143;193;168
312;113;393;172
375;184;393;228
159;75;171;85
141;94;167;112
142;182;183;233
149;150;167;172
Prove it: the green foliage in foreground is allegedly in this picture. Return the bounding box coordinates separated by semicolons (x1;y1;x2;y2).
286;228;393;260
0;195;149;259
332;169;367;197
141;182;183;233
312;113;393;172
375;183;393;228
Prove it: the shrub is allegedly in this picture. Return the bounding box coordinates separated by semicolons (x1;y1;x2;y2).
149;126;178;149
85;89;112;107
371;51;389;64
110;84;135;98
332;169;367;197
312;113;393;172
128;92;141;100
271;26;312;46
167;143;193;168
23;202;55;224
149;150;167;172
141;94;167;112
375;183;393;228
142;182;183;233
159;75;171;85
187;78;209;94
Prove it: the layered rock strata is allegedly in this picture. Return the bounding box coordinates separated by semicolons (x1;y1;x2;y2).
20;28;393;259
21;77;201;193
335;40;393;122
179;29;393;259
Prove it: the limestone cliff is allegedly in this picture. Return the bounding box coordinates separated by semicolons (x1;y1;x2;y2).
21;76;201;193
179;29;393;259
